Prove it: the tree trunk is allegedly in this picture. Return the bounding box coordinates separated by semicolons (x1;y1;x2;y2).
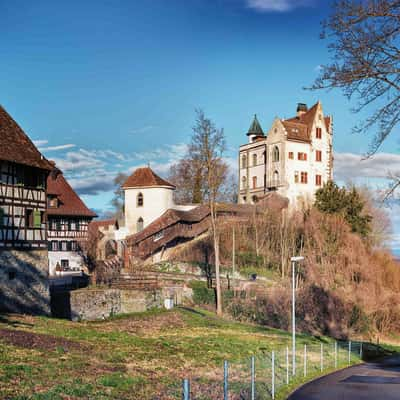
211;203;222;315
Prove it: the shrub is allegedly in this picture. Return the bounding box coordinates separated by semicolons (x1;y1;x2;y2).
189;281;216;305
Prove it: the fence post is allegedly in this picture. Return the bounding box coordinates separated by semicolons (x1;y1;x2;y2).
224;360;228;400
286;346;289;384
304;344;307;377
251;356;255;400
182;379;190;400
320;343;323;371
334;341;337;369
360;342;363;360
348;341;351;365
272;351;275;400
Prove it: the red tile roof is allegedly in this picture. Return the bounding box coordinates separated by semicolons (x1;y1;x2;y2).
282;101;320;142
0;105;53;170
47;168;97;217
122;167;175;189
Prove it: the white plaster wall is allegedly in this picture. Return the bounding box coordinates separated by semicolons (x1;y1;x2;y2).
238;106;333;208
49;251;85;276
124;186;174;235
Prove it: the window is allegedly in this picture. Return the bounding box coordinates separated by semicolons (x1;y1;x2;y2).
26;209;33;228
294;171;299;183
61;259;69;270
273;146;280;162
76;221;80;231
252;154;257;166
8;269;16;280
316;127;322;139
48;197;58;208
51;241;58;251
71;241;77;251
288;152;294;159
0;207;4;227
252;195;258;203
316;150;322;162
61;241;68;251
242;176;247;189
273;170;279;185
252;176;257;189
137;192;143;207
241;155;247;169
316;174;322;186
137;217;144;232
300;172;308;184
298;152;307;161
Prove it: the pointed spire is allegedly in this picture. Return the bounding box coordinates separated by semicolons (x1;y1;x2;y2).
247;114;264;136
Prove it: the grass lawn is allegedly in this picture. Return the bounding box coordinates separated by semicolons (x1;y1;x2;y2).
0;307;380;399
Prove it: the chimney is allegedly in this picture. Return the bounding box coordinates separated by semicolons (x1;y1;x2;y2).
296;103;308;117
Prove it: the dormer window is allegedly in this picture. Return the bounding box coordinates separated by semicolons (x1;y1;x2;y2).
137;192;143;207
48;196;58;208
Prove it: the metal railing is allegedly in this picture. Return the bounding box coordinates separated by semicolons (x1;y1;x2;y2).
181;340;363;399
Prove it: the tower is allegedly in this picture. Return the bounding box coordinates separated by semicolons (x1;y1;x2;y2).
122;167;175;235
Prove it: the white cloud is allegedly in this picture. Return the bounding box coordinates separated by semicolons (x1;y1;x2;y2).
68;172;116;196
334;152;400;182
38;144;76;151
246;0;315;12
33;139;48;146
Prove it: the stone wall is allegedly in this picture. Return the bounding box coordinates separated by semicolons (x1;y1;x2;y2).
52;285;193;321
0;249;50;315
68;288;163;321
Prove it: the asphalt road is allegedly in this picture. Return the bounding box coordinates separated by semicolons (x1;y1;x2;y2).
287;355;400;400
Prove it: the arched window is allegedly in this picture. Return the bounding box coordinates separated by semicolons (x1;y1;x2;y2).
252;154;257;166
137;192;143;207
137;217;144;232
241;155;247;169
252;176;257;189
273;146;280;162
242;176;247;189
273;170;279;185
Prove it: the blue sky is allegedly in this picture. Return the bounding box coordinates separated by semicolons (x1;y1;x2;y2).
1;0;399;252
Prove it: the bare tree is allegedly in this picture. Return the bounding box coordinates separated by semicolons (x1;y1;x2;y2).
311;0;400;195
189;109;226;315
168;158;203;203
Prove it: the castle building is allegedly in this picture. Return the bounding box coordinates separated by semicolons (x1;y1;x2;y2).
46;167;97;276
238;101;333;206
0;105;53;314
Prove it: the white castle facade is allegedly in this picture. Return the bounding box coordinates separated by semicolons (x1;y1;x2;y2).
238;101;333;207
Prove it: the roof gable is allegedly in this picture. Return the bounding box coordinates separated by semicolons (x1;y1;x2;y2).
282;101;320;142
0;105;52;170
47;169;97;217
122;167;175;189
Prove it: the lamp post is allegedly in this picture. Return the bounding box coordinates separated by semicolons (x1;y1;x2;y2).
290;256;304;376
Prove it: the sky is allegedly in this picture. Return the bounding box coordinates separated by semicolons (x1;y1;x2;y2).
1;0;399;253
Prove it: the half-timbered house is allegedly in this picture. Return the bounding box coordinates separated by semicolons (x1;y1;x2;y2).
0;105;53;314
47;167;97;276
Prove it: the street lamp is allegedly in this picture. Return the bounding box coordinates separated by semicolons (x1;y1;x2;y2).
291;256;304;376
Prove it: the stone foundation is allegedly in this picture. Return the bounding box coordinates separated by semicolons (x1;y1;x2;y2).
0;249;50;315
51;285;193;321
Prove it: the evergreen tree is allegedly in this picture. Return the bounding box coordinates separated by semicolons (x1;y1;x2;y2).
315;181;371;237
